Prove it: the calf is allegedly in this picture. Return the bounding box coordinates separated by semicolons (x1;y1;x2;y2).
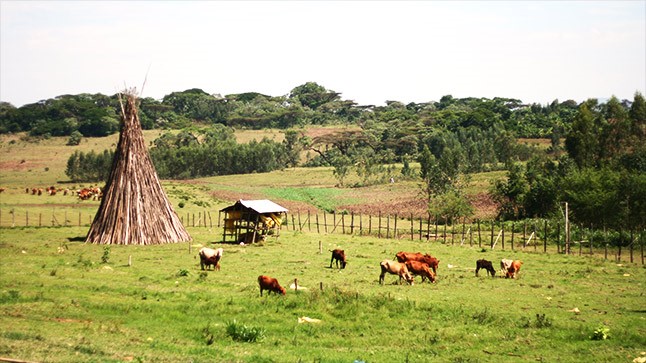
329;249;347;269
258;275;286;296
395;251;440;274
379;259;414;285
475;259;496;277
198;247;223;271
505;260;523;279
405;260;436;283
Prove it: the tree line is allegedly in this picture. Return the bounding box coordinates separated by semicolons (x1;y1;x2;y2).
4;82;641;233
1;82;579;138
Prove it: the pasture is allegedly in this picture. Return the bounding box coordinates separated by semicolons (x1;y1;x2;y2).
1;226;645;362
0;132;644;362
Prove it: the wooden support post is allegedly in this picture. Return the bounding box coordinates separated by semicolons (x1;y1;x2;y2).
294;278;298;292
319;240;322;254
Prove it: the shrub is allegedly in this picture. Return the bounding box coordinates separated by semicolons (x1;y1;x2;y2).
591;325;610;340
101;247;111;264
226;320;265;343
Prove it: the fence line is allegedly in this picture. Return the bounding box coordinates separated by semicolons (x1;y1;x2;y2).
1;208;643;264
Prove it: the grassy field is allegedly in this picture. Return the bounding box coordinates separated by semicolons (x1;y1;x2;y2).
1;132;644;362
1;226;645;362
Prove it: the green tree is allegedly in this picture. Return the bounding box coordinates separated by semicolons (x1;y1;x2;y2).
565;103;598;168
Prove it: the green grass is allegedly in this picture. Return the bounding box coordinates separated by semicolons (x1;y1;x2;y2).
1;132;644;362
1;226;644;362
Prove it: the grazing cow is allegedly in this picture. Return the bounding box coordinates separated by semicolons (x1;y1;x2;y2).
505;260;523;279
198;247;223;271
37;188;43;196
329;249;347;269
475;259;496;277
26;187;30;194
395;251;440;274
0;187;5;193
379;259;414;285
47;186;57;196
77;188;93;200
31;188;37;195
500;259;513;275
258;275;286;296
405;260;436;283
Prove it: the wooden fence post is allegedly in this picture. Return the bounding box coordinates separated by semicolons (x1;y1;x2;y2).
477;219;481;247
630;229;634;263
501;226;505;250
368;214;372;236
316;214;320;234
556;223;561;253
350;212;354;235
443;219;447;244
323;211;328;233
544;220;548;253
511;223;515;250
308;210;311;231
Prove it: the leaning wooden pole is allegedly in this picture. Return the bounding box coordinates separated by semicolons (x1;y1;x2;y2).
85;90;191;245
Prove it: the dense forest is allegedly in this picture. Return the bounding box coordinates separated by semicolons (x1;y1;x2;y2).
1;82;644;231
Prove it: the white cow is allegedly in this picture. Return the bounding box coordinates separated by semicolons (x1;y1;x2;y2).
198;247;223;271
500;259;513;276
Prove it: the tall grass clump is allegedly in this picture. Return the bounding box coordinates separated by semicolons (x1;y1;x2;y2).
225;320;266;343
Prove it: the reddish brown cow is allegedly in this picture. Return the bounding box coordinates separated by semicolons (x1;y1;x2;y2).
258;275;286;296
405;260;436;283
0;187;5;193
329;249;347;269
395;251;440;274
505;260;523;279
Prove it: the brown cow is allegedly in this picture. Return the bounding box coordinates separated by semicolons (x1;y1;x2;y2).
395;251;440;274
505;260;523;279
405;260;436;283
258;275;286;296
329;249;347;269
475;259;496;277
379;259;414;285
0;187;5;193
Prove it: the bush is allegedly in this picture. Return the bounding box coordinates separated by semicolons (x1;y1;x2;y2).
591;325;610;340
225;320;265;343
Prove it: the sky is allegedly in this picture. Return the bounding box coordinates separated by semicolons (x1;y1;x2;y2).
1;1;645;108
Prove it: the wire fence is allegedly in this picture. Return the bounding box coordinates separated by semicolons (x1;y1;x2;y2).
1;208;643;264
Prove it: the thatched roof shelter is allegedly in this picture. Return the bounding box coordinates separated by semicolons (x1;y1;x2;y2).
85;90;191;245
220;199;288;243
